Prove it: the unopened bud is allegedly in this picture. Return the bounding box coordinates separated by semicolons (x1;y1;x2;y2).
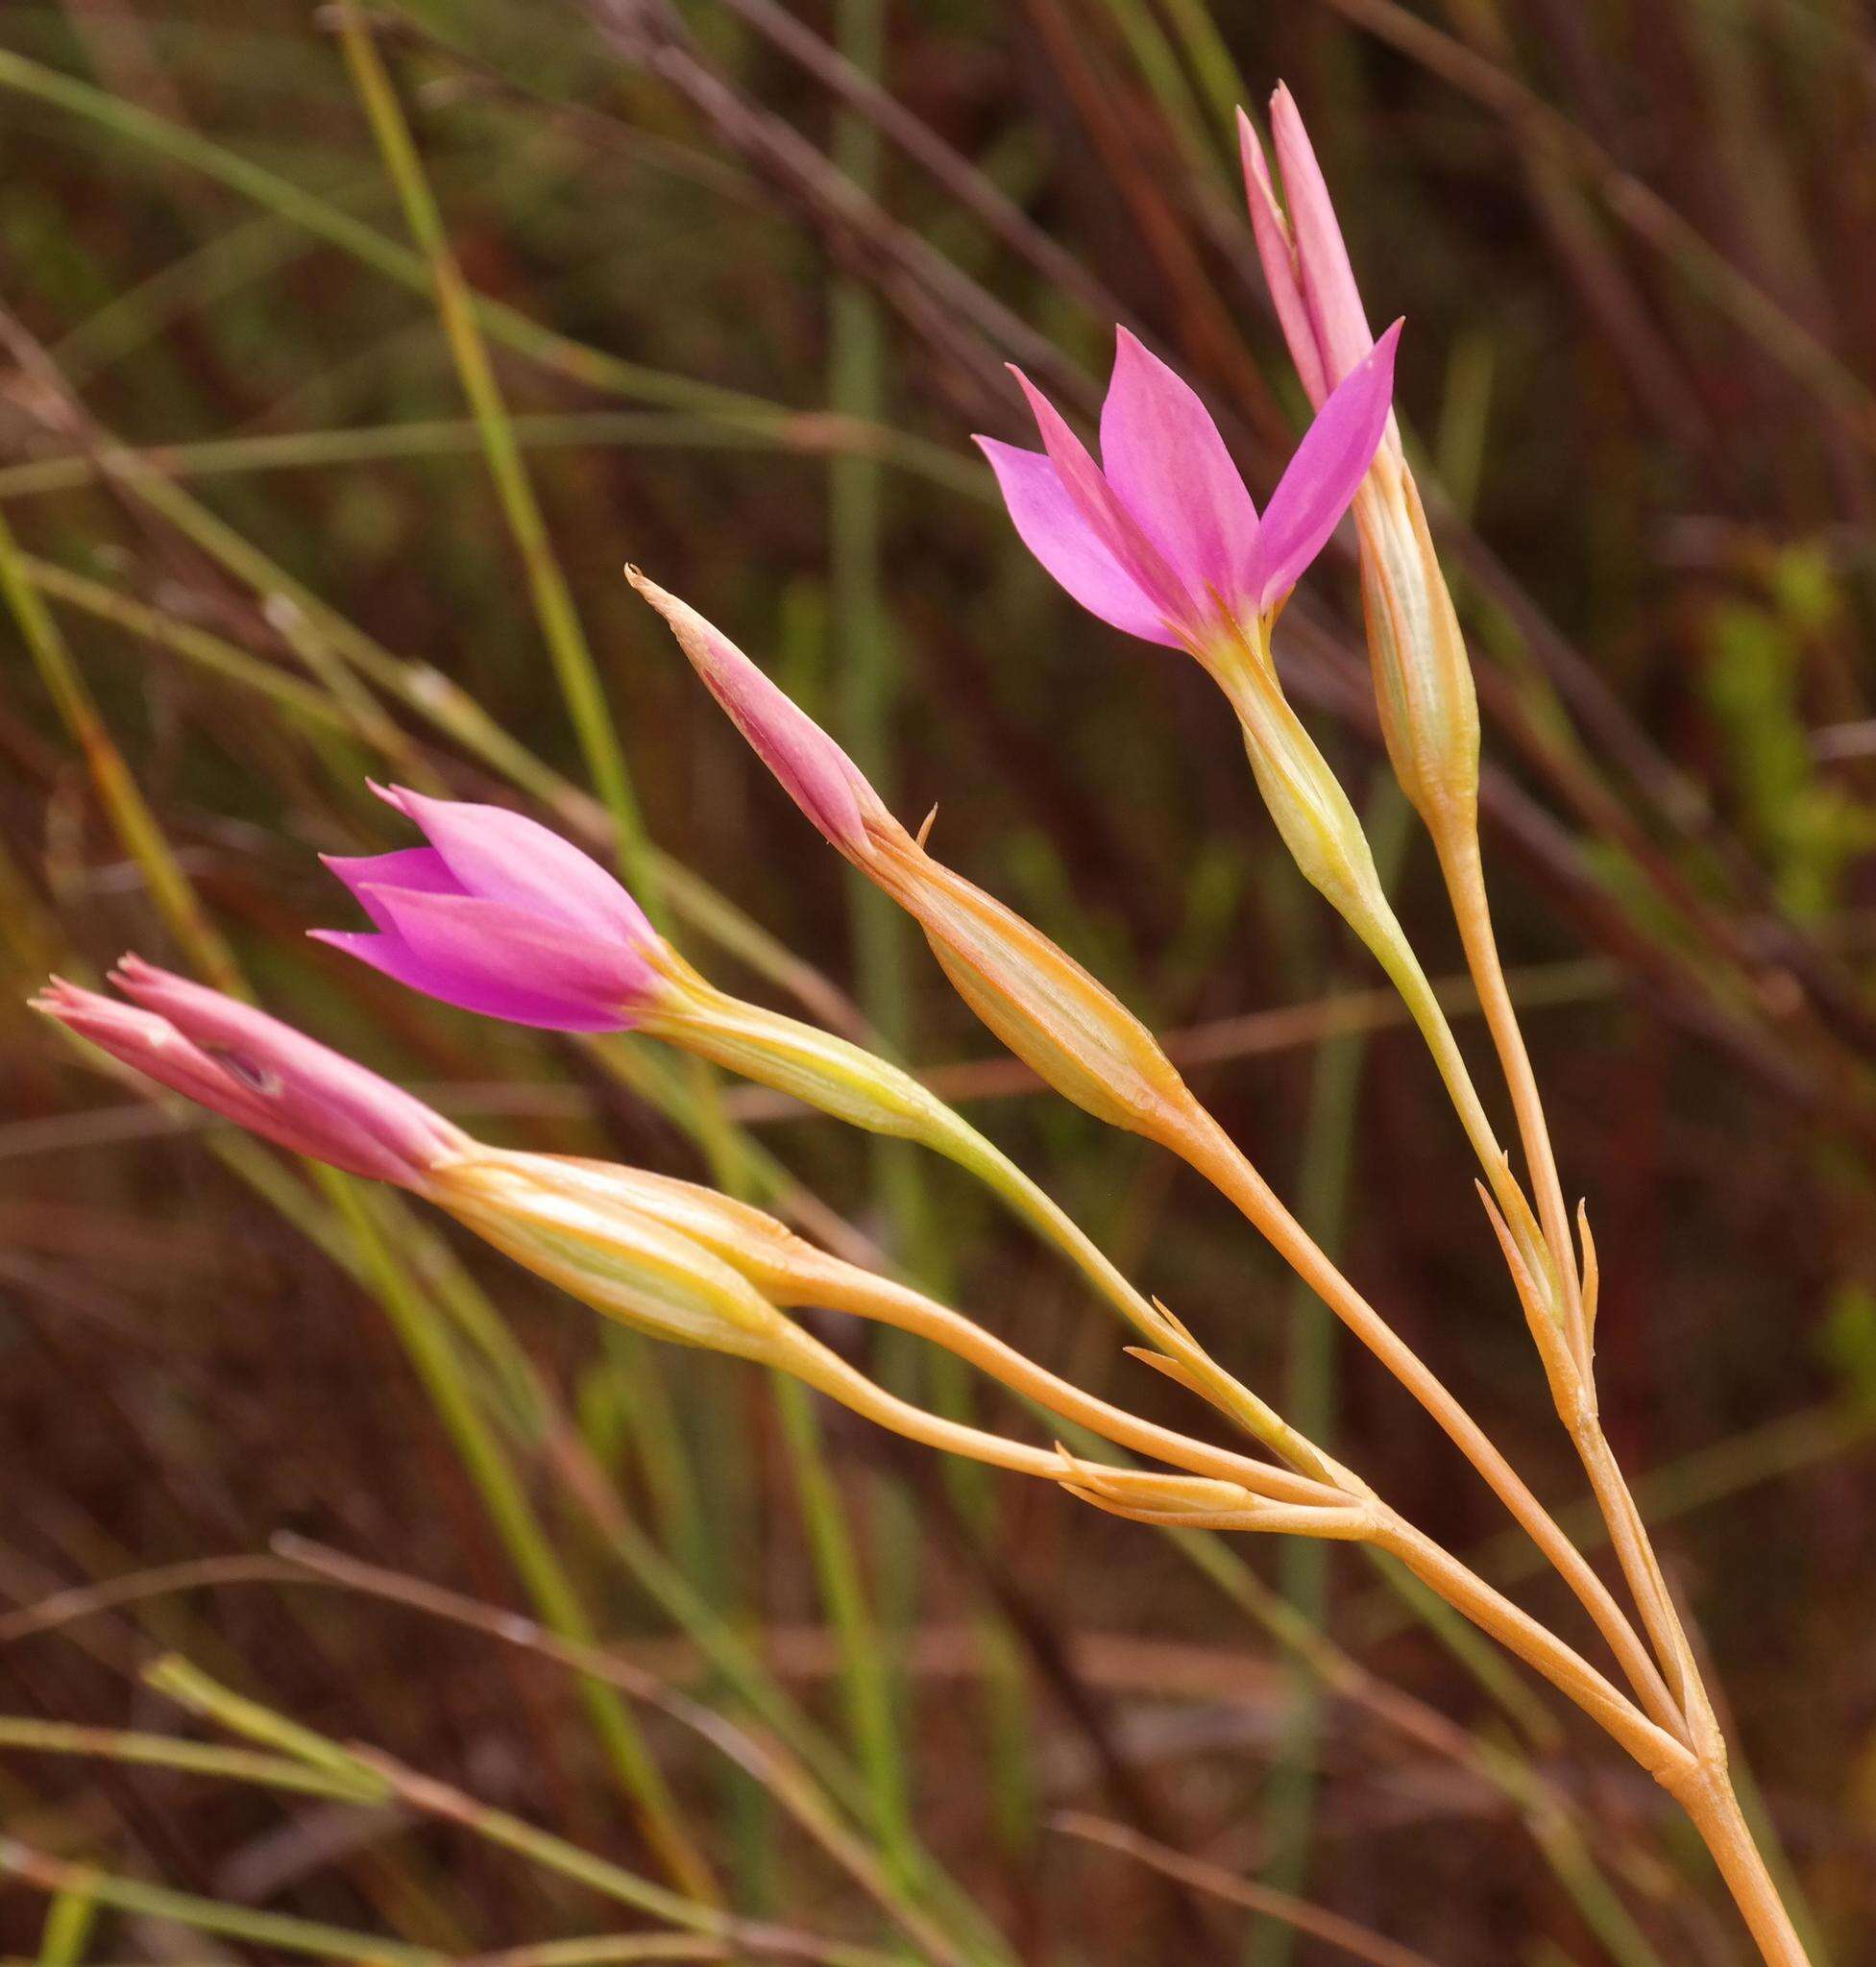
636;573;1196;1140
1354;457;1480;842
430;1156;799;1363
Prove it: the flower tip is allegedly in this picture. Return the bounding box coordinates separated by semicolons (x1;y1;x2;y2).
631;573;883;858
1269;79;1305;136
1236;102;1270;176
27;977;72;1017
110;952;160;991
622;565;677;617
1366;317;1404;383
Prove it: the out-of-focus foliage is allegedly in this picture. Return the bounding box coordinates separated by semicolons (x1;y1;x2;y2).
1;1;1872;1961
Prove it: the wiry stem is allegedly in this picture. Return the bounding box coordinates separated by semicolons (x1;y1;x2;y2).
1666;1765;1813;1967
1436;823;1807;1962
1368;1514;1691;1782
1166;1102;1688;1744
1436;828;1587;1353
792;1261;1338;1508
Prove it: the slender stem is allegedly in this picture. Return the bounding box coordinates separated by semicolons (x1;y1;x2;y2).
1170;1104;1689;1742
1570;1415;1705;1729
1213;655;1555;1306
649;984;1337;1481
334;3;654;903
1436;827;1588;1351
1668;1764;1814;1967
1439;827;1713;1722
776;1328;1151;1485
799;1264;1339;1507
1369;1517;1691;1782
926;1108;1340;1481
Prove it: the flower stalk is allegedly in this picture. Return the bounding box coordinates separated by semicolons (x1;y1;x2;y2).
1241;81;1809;1962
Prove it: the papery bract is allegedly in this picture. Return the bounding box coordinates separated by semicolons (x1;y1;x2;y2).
315;784;669;1031
976;320;1400;649
35;960;467;1187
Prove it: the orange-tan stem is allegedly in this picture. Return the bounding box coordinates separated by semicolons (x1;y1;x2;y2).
1435;827;1586;1355
1169;1102;1688;1745
1664;1762;1814;1967
1370;1513;1691;1782
794;1264;1346;1510
1440;828;1710;1728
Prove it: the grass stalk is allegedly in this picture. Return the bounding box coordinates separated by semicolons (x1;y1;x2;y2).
332;2;651;897
329;1176;718;1899
1247;780;1411;1967
0;44;984;497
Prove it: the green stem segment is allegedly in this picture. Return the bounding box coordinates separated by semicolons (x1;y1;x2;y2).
640;982;1330;1479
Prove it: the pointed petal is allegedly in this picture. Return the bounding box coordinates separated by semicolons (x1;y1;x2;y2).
1008;368;1197;633
311;929;628;1032
322;847;464;933
375;788;652;946
1239;106;1328;404
1097;329;1260;613
975;437;1179;645
1255;321;1401;610
104;956;464;1183
357;886;656;1030
1269;85;1377;390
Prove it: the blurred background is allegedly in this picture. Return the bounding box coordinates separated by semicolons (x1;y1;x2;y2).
2;1;1873;1960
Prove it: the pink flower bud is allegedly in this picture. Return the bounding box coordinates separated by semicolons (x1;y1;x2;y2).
314;785;670;1031
626;569;889;859
1239;85;1386;419
34;959;467;1187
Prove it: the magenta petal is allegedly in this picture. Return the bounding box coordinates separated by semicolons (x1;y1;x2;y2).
1255;321;1401;610
1007;369;1196;633
312;930;630;1033
322;848;465;933
359;886;656;1029
1097;329;1260;613
975;438;1179;645
376;787;652;946
1239;107;1328;406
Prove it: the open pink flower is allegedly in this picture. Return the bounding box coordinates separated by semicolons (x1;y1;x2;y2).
35;959;466;1187
975;320;1400;648
315;785;668;1032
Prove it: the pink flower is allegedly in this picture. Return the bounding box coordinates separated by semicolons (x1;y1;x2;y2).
314;785;668;1032
975;319;1400;649
34;959;466;1187
1240;85;1390;427
626;568;890;860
